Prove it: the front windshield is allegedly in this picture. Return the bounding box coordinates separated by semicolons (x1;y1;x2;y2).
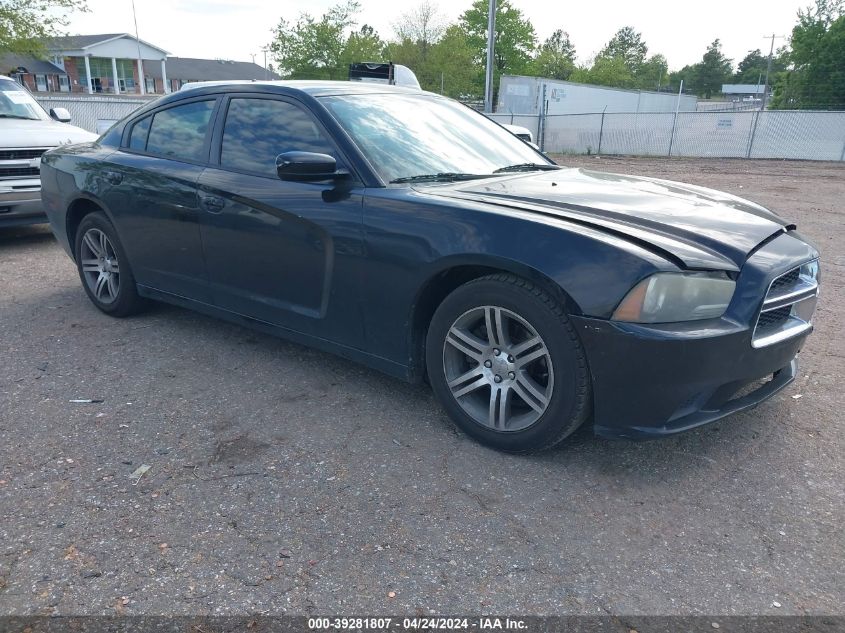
320;93;547;183
0;78;48;121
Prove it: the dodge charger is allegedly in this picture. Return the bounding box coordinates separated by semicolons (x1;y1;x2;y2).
39;81;820;452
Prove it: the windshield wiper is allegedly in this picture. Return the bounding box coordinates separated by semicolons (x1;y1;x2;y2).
390;172;491;184
0;114;38;120
493;163;561;174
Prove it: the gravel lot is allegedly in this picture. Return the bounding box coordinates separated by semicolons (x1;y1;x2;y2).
0;157;842;616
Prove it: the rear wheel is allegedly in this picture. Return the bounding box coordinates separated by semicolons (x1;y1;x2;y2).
426;274;591;452
74;212;144;317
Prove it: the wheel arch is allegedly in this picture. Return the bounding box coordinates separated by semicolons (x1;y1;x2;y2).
65;195;117;262
407;256;583;383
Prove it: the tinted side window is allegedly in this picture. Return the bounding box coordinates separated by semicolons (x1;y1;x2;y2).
129;115;151;151
145;100;215;162
220;98;338;177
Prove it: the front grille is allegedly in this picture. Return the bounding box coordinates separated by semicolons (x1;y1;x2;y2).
752;261;819;348
0;167;40;178
0;149;47;161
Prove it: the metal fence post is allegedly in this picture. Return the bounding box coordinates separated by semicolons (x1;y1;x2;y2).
746;110;761;159
597;107;607;155
667;111;678;157
840;138;845;162
538;83;547;153
667;79;683;157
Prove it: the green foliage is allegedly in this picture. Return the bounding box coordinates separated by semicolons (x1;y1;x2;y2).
425;25;479;98
733;47;788;85
598;26;648;74
0;0;88;57
532;29;576;80
572;27;667;91
694;39;733;98
341;24;385;67
770;0;845;109
459;0;537;97
636;54;669;90
270;1;372;80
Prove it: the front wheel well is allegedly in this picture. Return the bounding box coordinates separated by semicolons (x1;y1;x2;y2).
408;264;580;382
65;199;105;260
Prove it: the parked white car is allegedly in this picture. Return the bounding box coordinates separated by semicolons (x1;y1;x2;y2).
0;75;97;227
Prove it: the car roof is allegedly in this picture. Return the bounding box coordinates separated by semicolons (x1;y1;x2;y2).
179;79;431;98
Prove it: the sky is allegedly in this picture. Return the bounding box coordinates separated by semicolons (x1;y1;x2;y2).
61;0;808;70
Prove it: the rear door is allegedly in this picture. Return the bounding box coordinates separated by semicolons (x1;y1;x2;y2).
99;97;219;301
197;94;365;346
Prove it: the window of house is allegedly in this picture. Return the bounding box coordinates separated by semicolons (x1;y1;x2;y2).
220;98;339;178
35;74;47;91
144;100;215;162
59;76;70;92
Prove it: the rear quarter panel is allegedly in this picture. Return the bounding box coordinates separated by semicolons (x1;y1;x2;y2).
40;142;116;257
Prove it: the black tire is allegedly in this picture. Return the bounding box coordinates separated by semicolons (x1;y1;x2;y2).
426;273;591;452
74;211;145;317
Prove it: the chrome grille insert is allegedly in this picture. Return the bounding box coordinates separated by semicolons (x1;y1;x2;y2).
752;260;819;348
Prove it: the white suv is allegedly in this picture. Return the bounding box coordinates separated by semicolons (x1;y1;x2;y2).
0;75;97;227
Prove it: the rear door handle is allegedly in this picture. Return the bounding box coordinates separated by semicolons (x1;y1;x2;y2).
199;194;225;213
103;170;122;185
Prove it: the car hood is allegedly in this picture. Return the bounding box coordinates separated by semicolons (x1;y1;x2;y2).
0;118;97;148
423;168;791;270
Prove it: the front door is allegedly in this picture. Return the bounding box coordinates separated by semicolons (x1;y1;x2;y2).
197;95;365;346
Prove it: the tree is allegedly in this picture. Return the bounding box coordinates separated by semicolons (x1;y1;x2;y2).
459;0;537;104
636;53;669;90
533;29;576;80
340;24;385;68
0;0;88;57
393;1;445;61
574;55;636;88
598;26;648;74
694;39;733;98
269;1;362;80
426;24;479;98
734;48;788;84
771;0;845;109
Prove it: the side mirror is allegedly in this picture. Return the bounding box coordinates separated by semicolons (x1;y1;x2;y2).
276;151;347;182
50;107;72;123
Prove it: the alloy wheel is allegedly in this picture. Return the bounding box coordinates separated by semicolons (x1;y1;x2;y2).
80;228;120;304
442;305;554;432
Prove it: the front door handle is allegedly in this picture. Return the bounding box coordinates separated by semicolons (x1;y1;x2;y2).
199;194;225;213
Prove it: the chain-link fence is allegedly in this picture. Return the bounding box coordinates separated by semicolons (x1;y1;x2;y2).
492;110;845;161
35;95;156;134
33;95;845;162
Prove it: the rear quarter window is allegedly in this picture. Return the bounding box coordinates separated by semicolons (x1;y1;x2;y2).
144;100;215;162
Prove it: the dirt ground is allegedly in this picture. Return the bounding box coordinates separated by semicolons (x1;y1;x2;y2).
0;157;843;617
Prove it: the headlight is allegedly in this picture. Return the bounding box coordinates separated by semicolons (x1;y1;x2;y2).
612;272;736;323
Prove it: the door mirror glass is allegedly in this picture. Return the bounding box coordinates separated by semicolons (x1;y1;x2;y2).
276;151;343;181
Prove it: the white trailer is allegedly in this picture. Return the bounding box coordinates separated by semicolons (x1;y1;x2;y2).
498;75;697;115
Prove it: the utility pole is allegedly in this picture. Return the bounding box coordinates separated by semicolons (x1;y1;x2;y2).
762;34;785;111
261;46;269;80
131;0;145;95
484;0;496;113
250;53;256;65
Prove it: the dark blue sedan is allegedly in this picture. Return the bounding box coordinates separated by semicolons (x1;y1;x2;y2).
39;81;820;452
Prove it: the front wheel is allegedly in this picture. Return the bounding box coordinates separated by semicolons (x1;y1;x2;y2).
426;274;591;452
